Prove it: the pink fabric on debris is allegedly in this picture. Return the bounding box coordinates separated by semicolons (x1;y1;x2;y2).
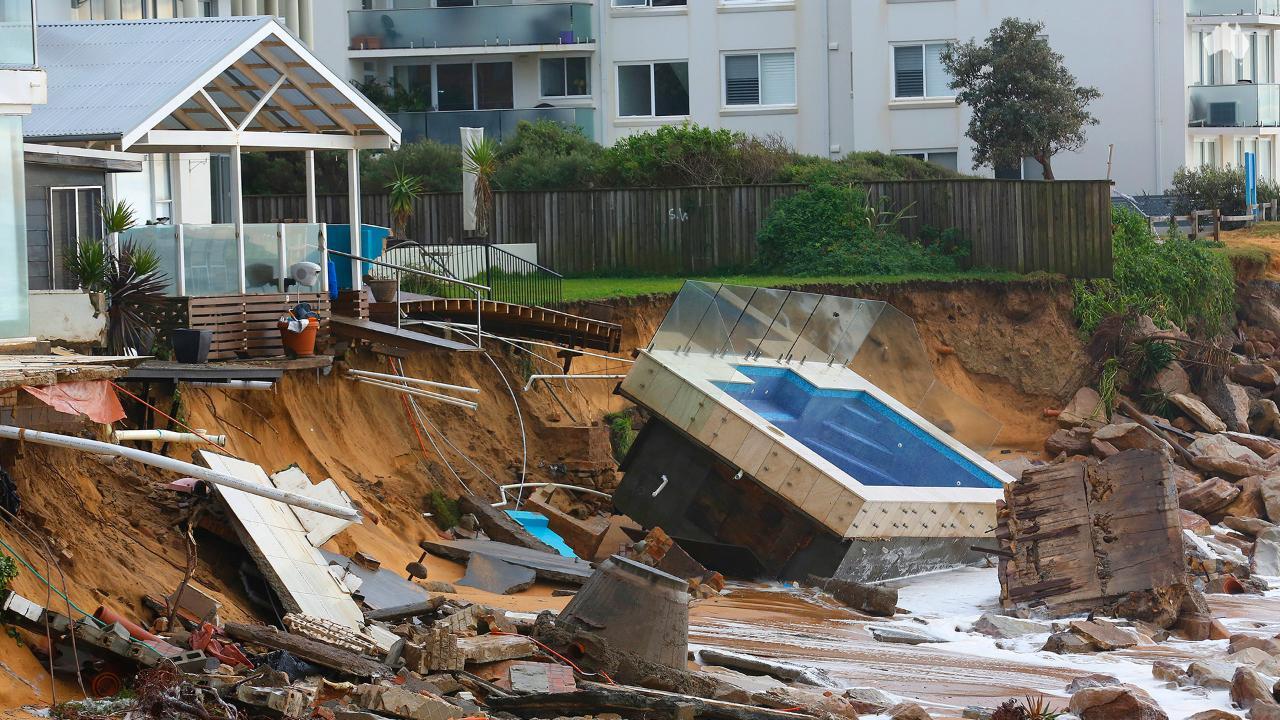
23;380;126;424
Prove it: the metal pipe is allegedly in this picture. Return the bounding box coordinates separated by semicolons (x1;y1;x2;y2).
522;374;627;392
182;380;275;391
496;482;612;500
0;426;360;522
350;377;479;410
113;429;228;447
346;369;480;395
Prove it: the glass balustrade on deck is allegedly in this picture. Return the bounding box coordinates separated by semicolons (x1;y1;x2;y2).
1189;84;1280;127
391;108;594;145
348;3;593;51
0;0;36;68
1187;0;1280;15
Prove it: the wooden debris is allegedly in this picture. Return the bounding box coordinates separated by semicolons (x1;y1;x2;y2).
420;538;594;585
224;622;391;679
997;449;1185;619
488;684;818;720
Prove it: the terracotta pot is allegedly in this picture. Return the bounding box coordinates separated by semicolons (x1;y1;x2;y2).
363;276;399;304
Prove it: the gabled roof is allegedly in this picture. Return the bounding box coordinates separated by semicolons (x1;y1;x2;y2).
25;16;399;151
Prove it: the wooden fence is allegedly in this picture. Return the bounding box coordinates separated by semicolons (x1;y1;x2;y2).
243;180;1114;278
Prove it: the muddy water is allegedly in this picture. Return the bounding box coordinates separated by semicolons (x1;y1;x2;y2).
688;567;1267;718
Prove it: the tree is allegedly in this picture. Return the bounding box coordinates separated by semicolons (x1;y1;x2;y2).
940;18;1100;181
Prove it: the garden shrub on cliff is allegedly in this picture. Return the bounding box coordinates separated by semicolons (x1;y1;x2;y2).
1073;206;1235;334
754;184;966;276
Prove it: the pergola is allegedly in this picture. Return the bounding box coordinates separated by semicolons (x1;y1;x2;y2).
23;15;401;291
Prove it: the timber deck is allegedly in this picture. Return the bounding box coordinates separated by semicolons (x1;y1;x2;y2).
392;298;623;353
330;315;479;353
0;354;145;391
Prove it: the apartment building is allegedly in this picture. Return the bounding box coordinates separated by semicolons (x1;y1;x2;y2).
1;0;47;338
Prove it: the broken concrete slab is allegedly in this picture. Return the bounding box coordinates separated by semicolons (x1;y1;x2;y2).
1252;528;1280;576
456;553;537;595
354;684;466;720
456;634;538;664
271;465;356;547
420;538;594;585
697;649;825;686
972;613;1052;638
867;625;947;645
457;495;559;555
321;549;432;611
508;660;577;694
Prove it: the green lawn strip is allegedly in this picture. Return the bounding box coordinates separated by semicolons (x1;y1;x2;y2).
561;270;1041;302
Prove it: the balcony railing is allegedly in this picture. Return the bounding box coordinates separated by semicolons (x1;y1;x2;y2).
0;0;36;67
1187;0;1280;15
390;107;594;145
348;3;594;51
120;223;326;297
1189;84;1280;127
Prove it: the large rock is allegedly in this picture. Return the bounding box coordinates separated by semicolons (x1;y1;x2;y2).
1170;394;1228;433
1261;475;1280;521
1060;387;1106;428
1188;660;1237;689
842;687;900;714
1186;712;1243;720
1240;282;1280;339
1068;686;1168;720
1230;667;1278;711
972;613;1051;639
1093;423;1165;452
1252;527;1280;576
1172;465;1206;493
1044;631;1096;654
1226;432;1280;459
868;625;946;645
1224;514;1277;537
1152;363;1193;396
1222;476;1269;521
1068;619;1139;651
1190;435;1268;478
1249;705;1280;720
1179;477;1242;516
1046;427;1094;457
354;684;466;720
1233;364;1280;390
1253;399;1280;436
1181;509;1213;535
1066;674;1121;693
1204;377;1254;433
887;703;934;720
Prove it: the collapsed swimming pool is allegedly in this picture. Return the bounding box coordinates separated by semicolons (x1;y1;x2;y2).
713;366;1002;490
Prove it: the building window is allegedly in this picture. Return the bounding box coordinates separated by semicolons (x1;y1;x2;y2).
119;0;180;19
892;42;952;99
1235;137;1274;179
612;0;686;7
893;149;958;172
150;154;173;222
724;52;795;107
1196;138;1219;168
618;61;690;117
48;187;105;290
541;57;591;98
1236;31;1275;83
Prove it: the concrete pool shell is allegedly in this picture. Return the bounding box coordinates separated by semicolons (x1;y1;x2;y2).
618;281;1014;544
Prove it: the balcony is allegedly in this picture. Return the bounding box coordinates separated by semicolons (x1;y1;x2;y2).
390;108;594;145
348;3;594;53
0;0;35;67
1187;0;1280;16
1189;84;1280;127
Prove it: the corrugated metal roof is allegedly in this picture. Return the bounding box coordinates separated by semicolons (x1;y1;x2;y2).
24;16;275;141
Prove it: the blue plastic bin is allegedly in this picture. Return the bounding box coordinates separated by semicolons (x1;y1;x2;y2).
326;224;392;290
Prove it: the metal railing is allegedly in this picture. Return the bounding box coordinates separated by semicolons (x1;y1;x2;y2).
380;242;563;308
327;247;489;348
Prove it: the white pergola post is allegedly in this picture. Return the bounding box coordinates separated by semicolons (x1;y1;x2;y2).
182;0;200;17
305;149;317;223
264;0;278;17
231;0;243;15
283;0;300;34
176;224;187;295
347;147;362;292
231;144;246;293
105;0;121;19
277;223;288;293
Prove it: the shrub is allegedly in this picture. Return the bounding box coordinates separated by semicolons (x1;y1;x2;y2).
363;141;462;193
1168;164;1280;216
777;152;960;186
1073;206;1235;334
755;184;966;276
493;120;604;191
604;411;638;463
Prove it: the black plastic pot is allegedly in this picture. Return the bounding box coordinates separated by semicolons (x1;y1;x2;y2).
172;328;212;364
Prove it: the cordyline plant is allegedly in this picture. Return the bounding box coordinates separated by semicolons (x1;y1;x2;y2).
940;17;1100;181
463;136;500;237
104;241;169;356
386;165;424;239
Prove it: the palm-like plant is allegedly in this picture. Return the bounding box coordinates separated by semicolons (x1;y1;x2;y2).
100;199;138;235
65;238;110;292
463;137;500;237
387;166;425;240
105;241;169;356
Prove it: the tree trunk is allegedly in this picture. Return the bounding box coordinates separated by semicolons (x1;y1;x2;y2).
1037;153;1055;181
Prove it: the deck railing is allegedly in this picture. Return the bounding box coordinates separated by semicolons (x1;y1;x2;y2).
379;242;563;308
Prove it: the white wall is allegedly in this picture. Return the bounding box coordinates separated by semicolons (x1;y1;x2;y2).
27;291;107;345
599;1;840;157
850;0;1187;194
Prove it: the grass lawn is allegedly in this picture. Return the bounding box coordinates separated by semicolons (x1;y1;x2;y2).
1219;221;1280;279
561;270;1034;302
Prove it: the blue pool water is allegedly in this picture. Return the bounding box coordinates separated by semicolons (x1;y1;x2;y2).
505;510;578;557
712;366;1001;489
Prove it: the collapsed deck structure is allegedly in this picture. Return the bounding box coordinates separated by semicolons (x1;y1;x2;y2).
615;282;1013;582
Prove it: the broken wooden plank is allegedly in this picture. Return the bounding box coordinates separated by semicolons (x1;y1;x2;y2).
224;622;390;678
363;597;446;623
488;686;818;720
420;538;594;586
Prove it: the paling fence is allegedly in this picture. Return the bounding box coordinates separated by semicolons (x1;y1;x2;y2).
243;179;1114;278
